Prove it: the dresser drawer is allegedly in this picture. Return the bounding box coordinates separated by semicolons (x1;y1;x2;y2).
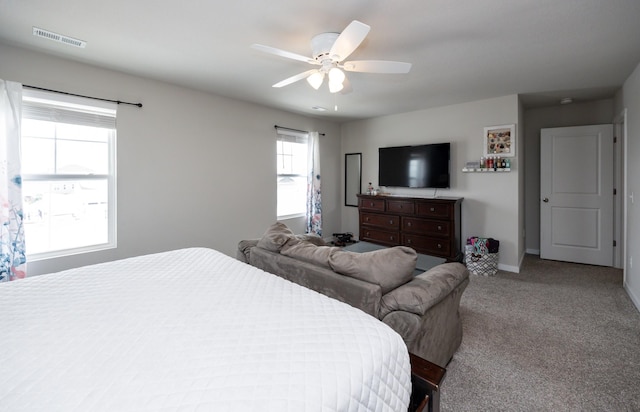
358;197;386;211
402;234;451;256
360;228;400;245
386;200;415;215
402;217;450;237
360;213;400;230
416;202;451;219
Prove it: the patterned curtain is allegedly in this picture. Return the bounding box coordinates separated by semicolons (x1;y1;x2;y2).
0;80;26;282
306;131;322;236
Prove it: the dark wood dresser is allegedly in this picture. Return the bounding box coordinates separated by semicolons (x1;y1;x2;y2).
357;194;463;261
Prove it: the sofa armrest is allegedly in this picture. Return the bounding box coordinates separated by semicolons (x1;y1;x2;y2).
237;239;259;263
379;262;469;318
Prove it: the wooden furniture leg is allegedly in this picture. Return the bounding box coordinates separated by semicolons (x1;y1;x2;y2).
409;353;446;412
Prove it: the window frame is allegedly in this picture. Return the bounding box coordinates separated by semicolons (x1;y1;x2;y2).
21;89;117;261
276;130;308;220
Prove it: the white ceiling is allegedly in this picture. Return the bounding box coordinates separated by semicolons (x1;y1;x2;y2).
1;0;639;122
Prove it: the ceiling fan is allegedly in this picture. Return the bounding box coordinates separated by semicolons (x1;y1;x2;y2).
251;20;411;93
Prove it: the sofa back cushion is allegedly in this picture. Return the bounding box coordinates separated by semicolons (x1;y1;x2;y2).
249;246;383;318
256;222;296;252
295;233;327;246
328;246;417;294
281;241;339;269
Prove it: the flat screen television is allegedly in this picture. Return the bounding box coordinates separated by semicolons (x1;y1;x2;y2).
378;143;450;188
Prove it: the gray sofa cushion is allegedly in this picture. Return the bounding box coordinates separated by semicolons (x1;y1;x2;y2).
281;241;339;269
256;222;295;252
379;262;469;318
295;234;327;246
328;246;417;294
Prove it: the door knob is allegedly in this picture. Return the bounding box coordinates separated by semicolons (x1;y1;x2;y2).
543;198;549;203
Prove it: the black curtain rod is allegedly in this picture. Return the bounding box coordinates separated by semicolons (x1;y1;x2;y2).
274;125;325;136
24;85;143;108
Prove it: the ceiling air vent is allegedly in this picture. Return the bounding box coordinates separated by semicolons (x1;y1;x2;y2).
32;27;86;48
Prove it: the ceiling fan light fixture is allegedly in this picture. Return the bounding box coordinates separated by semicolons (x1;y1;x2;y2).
328;67;345;84
307;72;325;90
328;67;345;93
329;80;344;93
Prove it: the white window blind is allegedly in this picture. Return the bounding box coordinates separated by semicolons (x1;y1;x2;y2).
21;89;117;259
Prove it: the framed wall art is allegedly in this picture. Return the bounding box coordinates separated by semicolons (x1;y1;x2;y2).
483;124;515;157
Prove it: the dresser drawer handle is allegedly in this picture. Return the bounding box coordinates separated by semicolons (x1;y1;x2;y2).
407;221;412;227
366;217;370;222
437;243;442;249
430;207;435;212
365;231;370;236
370;202;374;207
389;219;394;225
390;236;395;241
407;239;412;244
437;225;442;231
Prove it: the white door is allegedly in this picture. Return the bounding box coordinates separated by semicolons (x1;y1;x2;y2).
540;124;614;266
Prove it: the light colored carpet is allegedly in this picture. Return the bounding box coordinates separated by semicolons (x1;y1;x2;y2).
440;254;640;411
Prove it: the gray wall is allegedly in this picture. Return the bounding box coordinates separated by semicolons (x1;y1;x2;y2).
3;39;638;302
616;61;640;311
523;99;615;254
340;95;524;272
0;42;342;275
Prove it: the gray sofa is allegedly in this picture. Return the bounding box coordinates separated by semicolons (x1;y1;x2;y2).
237;223;470;367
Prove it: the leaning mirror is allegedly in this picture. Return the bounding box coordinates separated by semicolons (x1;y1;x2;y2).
345;153;362;207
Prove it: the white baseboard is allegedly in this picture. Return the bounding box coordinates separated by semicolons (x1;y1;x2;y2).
498;263;520;273
526;248;540;255
625;283;640;313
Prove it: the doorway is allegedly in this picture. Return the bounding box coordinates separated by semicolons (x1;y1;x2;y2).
540;124;614;266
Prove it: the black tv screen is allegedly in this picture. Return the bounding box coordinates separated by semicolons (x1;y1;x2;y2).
378;143;450;188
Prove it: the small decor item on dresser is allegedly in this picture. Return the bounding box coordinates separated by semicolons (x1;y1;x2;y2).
464;236;499;276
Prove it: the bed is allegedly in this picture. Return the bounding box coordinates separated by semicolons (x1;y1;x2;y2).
0;247;412;411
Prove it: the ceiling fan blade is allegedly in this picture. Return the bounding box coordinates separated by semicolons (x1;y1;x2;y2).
329;20;370;62
272;69;319;88
342;60;412;74
251;44;316;64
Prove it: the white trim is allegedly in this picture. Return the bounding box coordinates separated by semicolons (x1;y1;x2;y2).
624;283;640;313
28;243;116;262
277;212;305;220
498;263;520;273
616;109;629;283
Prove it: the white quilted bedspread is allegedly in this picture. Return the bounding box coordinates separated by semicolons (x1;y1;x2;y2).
0;248;410;411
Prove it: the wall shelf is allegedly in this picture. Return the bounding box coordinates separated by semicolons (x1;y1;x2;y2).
462;168;511;173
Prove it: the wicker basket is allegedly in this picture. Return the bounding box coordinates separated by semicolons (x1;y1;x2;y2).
465;249;499;276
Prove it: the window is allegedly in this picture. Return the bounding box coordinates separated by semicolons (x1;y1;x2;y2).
21;89;117;259
276;130;308;219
